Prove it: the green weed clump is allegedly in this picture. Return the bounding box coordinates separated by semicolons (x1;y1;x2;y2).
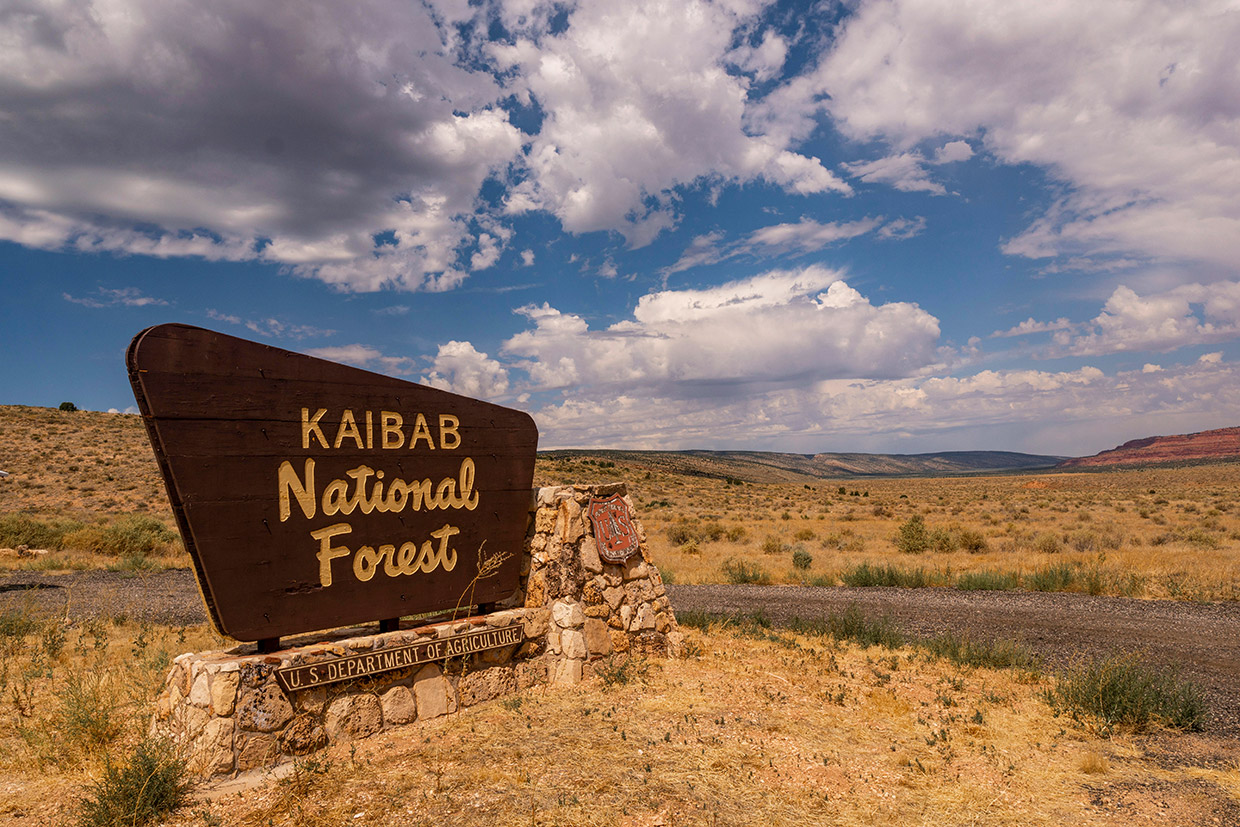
791;549;813;570
74;737;194;827
1026;562;1077;592
0;513;86;550
840;562;933;588
923;632;1040;673
1046;653;1206;732
955;570;1020;591
818;605;904;649
62;516;178;557
720;557;771;585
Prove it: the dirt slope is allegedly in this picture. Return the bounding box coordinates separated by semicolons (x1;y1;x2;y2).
1060;426;1240;469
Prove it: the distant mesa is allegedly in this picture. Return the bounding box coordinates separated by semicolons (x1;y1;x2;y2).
541;448;1066;482
1058;426;1240;469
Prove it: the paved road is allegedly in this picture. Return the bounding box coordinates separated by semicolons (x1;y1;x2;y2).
3;569;1237;733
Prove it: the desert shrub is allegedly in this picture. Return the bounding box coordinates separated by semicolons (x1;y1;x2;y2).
666;521;696;545
62;516;178;557
721;557;771;585
1034;532;1063;554
791;549;813;570
927;528;958;553
666;519;728;545
760;535;787;555
792;528;815;542
1026;562;1077;592
894;515;929;554
840;562;931;589
74;737;193;827
724;525;747;542
955;570;1019;591
1068;530;1099;553
1046;653;1206;732
59;401;78;412
57;670;125;755
957;528;989;553
924;632;1040;672
0;513;86;550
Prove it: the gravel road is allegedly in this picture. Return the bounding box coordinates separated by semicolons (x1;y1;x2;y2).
669;583;1240;735
3;569;1237;734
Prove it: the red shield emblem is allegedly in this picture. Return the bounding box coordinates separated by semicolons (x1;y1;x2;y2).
588;494;641;563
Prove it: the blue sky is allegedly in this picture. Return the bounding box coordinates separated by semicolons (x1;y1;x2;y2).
3;0;1239;456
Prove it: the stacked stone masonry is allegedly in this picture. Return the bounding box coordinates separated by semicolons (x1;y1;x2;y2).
152;483;683;779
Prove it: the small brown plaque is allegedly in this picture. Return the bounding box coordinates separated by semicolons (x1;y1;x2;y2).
275;623;523;692
588;494;640;563
127;324;538;641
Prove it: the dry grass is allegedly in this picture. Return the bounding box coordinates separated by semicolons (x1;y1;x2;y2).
5;404;1239;602
535;456;1240;602
153;621;1229;826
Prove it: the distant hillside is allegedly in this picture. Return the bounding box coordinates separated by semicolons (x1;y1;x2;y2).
540;448;1065;483
1059;426;1240;469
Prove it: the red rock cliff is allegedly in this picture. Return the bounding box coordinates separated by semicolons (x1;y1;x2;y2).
1060;426;1240;468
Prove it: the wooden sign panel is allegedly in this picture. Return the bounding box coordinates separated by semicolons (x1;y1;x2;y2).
127;324;538;641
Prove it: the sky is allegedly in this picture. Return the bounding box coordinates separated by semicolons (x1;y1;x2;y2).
2;0;1239;457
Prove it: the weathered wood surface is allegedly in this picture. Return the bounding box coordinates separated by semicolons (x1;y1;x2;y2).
127;324;538;641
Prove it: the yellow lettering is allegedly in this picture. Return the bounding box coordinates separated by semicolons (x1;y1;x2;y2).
311;523;352;587
384;480;409;512
322;479;350;516
277;459;316;521
458;457;479;511
435;477;457;508
380;544;400;577
409;413;435;449
430;524;460;572
353;545;380;582
438;415;460;449
365;410;373;449
396;541;418;575
302;408;329;449
381;411;405;449
345;465;374;514
334;410;364;449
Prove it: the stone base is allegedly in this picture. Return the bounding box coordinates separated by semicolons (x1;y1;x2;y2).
154;482;683;779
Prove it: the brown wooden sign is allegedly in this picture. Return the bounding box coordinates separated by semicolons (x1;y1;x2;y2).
127;324;538;641
274;623;523;693
588;494;640;563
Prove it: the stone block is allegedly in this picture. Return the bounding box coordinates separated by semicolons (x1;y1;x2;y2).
516;659;547;690
381;686;417;726
546;628;561;655
583;604;610;619
583;618;612;657
635;604;657;631
192;717;235;777
535;506;557;533
459;666;516;706
211;670;240;717
619;605;634;630
522;608;550;639
189;670;211;708
236;732;280;772
291;686;327;716
551;658;582;686
280;716;328;755
559;499;584;543
324;694;382;742
561;629;587;660
551;600;584;629
603;586;625;610
413;664;457;720
609;630;631;654
236;684;294;733
655;610;673;634
579;537;603;574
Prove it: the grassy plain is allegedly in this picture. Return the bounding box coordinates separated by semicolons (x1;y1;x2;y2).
4;404;1239;604
0;405;1236;824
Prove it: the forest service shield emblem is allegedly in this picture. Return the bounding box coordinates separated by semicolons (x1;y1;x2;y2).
588;494;641;563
